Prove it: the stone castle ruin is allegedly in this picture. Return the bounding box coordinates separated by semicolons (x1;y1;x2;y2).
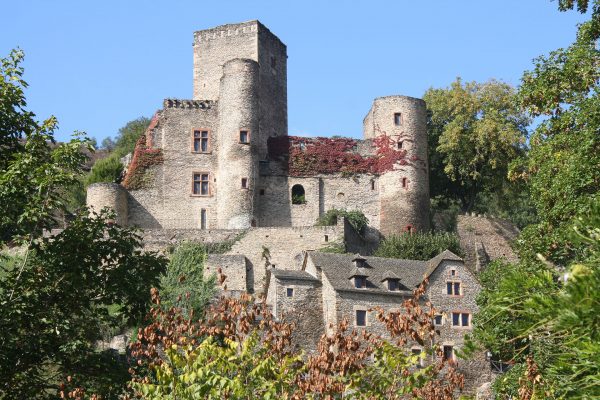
87;20;429;238
86;20;495;392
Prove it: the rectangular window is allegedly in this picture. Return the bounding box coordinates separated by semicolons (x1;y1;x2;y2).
239;130;249;144
452;312;471;327
434;315;443;326
259;189;265;195
446;281;461;295
241;178;248;189
388;280;399;291
286;287;294;297
200;209;207;230
450;269;456;276
397;140;403;149
411;348;424;368
443;345;454;361
193;130;209;153
394;112;403;126
355;310;367;327
193;173;210;195
370;179;376;190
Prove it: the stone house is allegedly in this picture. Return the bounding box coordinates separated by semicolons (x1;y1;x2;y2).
266;250;492;389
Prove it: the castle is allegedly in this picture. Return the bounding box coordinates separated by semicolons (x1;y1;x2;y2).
86;21;492;392
86;20;429;238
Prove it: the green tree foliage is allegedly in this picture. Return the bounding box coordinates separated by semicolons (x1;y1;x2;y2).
0;210;167;399
160;242;216;319
513;0;599;265
112;117;150;158
101;136;116;151
424;78;530;213
0;50;90;243
84;154;124;186
375;232;463;261
316;208;369;233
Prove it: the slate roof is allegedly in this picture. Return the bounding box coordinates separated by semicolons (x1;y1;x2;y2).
307;250;463;295
271;268;320;282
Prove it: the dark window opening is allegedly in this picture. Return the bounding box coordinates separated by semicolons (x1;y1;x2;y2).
291;184;306;205
193;173;210;195
412;348;424;368
397;140;403;149
402;177;408;188
286;287;293;297
462;313;470;327
443;345;454;361
452;312;470;327
447;281;461;296
434;315;443;326
259;189;265;195
356;310;367;327
387;279;399;291
200;209;207;230
354;276;367;289
251;219;257;227
239;130;249;144
370;179;376;190
450;269;456;276
241;178;248;189
394;112;403;126
324;235;329;242
193;130;209;152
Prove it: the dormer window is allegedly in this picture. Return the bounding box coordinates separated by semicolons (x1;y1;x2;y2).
381;270;401;291
352;255;367;269
387;279;399;291
354;276;367;289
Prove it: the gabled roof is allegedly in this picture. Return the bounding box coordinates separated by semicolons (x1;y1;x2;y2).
271;268;320;282
306;250;464;295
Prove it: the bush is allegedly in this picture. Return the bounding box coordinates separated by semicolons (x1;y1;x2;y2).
160;242;216;318
316;209;369;233
375;231;463;261
85;154;123;186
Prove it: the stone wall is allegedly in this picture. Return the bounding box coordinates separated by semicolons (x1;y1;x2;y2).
205;254;248;292
86;183;128;225
139;228;241;253
456;215;519;270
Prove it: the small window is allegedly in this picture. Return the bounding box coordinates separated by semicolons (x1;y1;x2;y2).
286;287;294;297
402;177;408;188
200;209;207;230
324;235;329;242
259;189;265;195
397;140;403;149
239;130;249;144
446;281;461;296
193;173;210;195
387;279;399;291
450;269;456;276
434;315;443;326
193;130;209;153
291;184;306;205
411;348;424;368
355;310;367;327
354;276;367;289
443;345;454;361
241;178;248;189
452;312;471;327
394;112;403;126
370;179;376;191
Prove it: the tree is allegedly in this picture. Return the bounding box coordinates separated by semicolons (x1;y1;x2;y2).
375;232;463;261
0;50;168;399
424;78;530;212
101;137;116;151
513;0;600;265
84;154;124;186
112;117;151;158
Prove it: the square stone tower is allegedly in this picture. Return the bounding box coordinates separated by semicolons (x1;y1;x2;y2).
193;20;288;151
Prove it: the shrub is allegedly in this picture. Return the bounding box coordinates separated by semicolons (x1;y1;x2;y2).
160;242;216;319
316;209;369;233
375;231;463;261
85;154;123;186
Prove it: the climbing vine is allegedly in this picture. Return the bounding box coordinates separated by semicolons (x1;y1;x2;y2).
122;133;164;190
268;135;413;176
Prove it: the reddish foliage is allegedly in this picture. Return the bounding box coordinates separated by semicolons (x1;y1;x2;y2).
122;120;164;190
268;135;411;176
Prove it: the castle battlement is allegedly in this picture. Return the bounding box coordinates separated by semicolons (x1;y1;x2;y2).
163;98;215;109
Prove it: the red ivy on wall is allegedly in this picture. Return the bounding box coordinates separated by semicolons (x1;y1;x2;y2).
268;135;410;176
122;116;164;190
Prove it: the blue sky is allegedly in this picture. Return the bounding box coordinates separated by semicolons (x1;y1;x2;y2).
1;0;588;143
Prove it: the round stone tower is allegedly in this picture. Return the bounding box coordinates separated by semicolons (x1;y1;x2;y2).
86;182;128;225
216;59;260;229
363;95;430;236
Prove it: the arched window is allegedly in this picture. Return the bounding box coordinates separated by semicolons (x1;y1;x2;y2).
291;184;306;205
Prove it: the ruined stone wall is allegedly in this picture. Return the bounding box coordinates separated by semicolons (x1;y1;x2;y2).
86;183;128;225
193;21;258;101
225;224;344;293
127;101;219;229
205;254;248;292
426;259;492;390
139;228;241;253
268;276;324;353
257;174;380;229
